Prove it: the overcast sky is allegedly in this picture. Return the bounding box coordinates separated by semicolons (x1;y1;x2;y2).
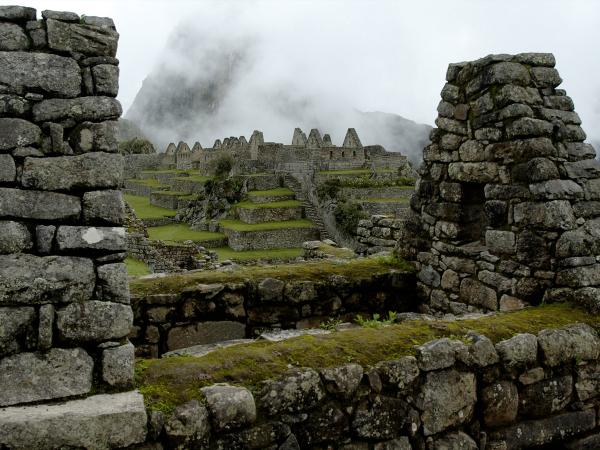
15;0;600;144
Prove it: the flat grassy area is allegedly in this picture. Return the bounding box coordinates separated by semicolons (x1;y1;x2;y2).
319;168;397;175
125;257;151;276
124;194;176;220
219;218;315;232
214;247;303;262
135;303;600;412
236;200;301;209
147;224;225;243
130;255;413;296
363;197;410;203
172;175;212;183
127;178;170;189
247;187;294;197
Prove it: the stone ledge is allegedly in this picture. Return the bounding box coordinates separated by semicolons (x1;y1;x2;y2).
0;391;147;450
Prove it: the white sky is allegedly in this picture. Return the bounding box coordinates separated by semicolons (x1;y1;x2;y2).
11;0;600;143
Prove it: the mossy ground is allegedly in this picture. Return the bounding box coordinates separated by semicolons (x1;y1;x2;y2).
172;175;213;183
135;303;600;413
318;168;397;175
147;224;225;243
235;199;302;209
247;187;295;197
125;257;151;276
219;218;316;232
213;247;303;262
124;194;176;220
130;255;413;296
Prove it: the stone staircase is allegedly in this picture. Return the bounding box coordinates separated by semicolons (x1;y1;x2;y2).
283;174;333;241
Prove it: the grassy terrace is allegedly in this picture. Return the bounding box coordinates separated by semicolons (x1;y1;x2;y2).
124;194;176;220
135;303;600;412
318;168;397;175
213;247;303;262
130;255;412;296
141;169;197;175
172;175;213;183
219;218;315;232
147;224;225;243
125;257;151;276
127;178;170;189
247;187;294;197
235;199;301;209
363;197;410;203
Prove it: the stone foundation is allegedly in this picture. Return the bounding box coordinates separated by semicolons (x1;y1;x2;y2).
356;215;405;255
224;226;320;250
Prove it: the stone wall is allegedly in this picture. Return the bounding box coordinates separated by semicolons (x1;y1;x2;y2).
0;5;146;448
401;53;600;314
123;153;162;178
143;323;600;450
130;271;417;357
236;205;304;224
224;226;320;250
356;215;405;255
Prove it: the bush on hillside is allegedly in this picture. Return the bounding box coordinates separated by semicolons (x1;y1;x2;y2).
334;200;367;236
118;138;156;154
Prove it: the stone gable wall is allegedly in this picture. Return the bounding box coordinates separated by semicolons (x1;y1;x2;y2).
400;53;600;314
0;6;146;448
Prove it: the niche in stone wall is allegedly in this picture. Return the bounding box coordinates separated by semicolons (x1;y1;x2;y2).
462;182;487;244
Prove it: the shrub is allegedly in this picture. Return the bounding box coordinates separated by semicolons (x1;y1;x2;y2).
118;138;156;154
317;178;342;200
334;200;367;235
210;155;234;179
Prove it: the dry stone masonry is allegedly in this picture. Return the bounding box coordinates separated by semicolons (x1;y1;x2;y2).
0;6;146;448
401;53;600;314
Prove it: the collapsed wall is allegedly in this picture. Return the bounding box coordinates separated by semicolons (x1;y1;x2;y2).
401;53;600;314
0;6;146;448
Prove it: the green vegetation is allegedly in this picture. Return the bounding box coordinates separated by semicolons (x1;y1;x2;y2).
355;311;398;328
210;154;234;179
127;178;170;189
248;187;294;198
130;255;413;296
124;194;176;220
147;224;225;243
235;200;301;209
141;169;197;175
219;218;315;232
363;197;410;203
172;175;213;183
316;178;342;200
314;243;355;258
334;201;367;235
125;257;151;277
213;247;303;262
135;303;600;412
318;168;397;175
119;137;155;155
152;190;188;197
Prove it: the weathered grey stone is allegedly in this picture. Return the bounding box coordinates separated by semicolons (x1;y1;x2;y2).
506;117;553;139
167;321;246;351
22;152;123;190
574;287;600;313
258;277;285;302
201;384;256;431
0;52;81;98
478;270;513;292
483;61;530;86
0;118;41;150
0;94;30;117
284;280;317;303
26;20;47;49
499;295;527;311
0;220;31;254
460;278;497;310
0;254;94;304
564;159;600;179
416;369;476;436
0;23;29;51
433;432;477;450
102;342;134;388
83;190;125;225
495;84;542;107
352;396;410;440
529;179;583;200
38;304;54;350
0;347;93;406
35;224;55;254
565;433;600;450
435;117;467;135
474;127;502;141
69;120;119;153
575;361;600;401
0;6;36;22
11;146;42;157
32;96;122;123
448;162;499;183
556;218;600;258
464;331;499;367
565;142;596;161
42;10;80;21
441;269;460;291
259;368;325;416
515;52;555;67
57;301;132;342
513;200;576;230
485;230;515;254
0;306;35;356
320;363;363;399
96;263;130;304
416;338;465;371
519;367;545;385
491;409;596;449
556;264;600;288
495;333;537;367
519;375;572;418
46;19;118;57
81;16;117;30
418;265;440;287
0;391;147;450
531;67;562;88
537;323;600;366
92;64;119;96
56;226;126;252
440;83;460;103
540;107;581;125
376;356;419;390
498;103;534;120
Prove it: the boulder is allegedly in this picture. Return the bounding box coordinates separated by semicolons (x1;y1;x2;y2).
575;361;600;402
200;384;256;431
96;263;130;304
537;323;600;366
320;363;364;399
415;338;466;371
519;375;572;418
433;432;477;450
376;356;419;390
257;278;285;302
57;301;132;342
167;321;246;351
259;368;325;416
0;306;35;356
495;333;537;367
0;6;36;21
83;190;125;225
0;23;29;51
481;381;518;427
101;342;134;388
91;64;119;96
46;19;118;57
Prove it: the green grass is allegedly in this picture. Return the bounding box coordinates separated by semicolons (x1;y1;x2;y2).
135;303;600;412
124;194;176;220
147;224;225;243
127;178;170;189
130;255;413;296
219;218;315;232
151;190;193;198
172;175;213;183
214;247;303;262
247;187;294;197
319;168;397;175
362;197;410;203
235;200;301;209
125;257;151;276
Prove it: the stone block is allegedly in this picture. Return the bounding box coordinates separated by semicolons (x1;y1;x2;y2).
46;19;118;57
92;64;119;96
35;224;55;254
448;162;499;183
531;67;562;88
0;94;30;117
375;356;419;390
495;84;542;107
0;6;36;22
257;277;285;302
506;117;553;139
22;152;123;190
57;301;132;342
529;179;583;200
0;118;41;150
201;384;256;431
320;363;364;399
69;121;119;153
556;264;600;288
102;342;134;388
0;348;93;406
0;52;81;98
259;368;325;416
0;221;32;254
352;396;410;440
495;333;537;367
416;338;464;371
416;369;476;436
167;321;246;351
32;96;122;123
460;278;497;310
537;323;600;366
483;62;530;86
0;306;35;356
83;190;125;225
519;375;572;418
42;10;80;21
463;331;499;367
435;117;467;135
485;230;515;254
575;361;600;401
481;381;518;427
165;400;210;447
96;263;130;304
0;254;94;304
513;200;576;230
38;304;54;350
499;295;527;311
0;391;147;449
564;159;600;179
56;226;126;252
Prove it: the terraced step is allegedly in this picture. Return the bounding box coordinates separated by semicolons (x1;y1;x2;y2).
359;197;410;216
243;173;282;191
341;186;415;199
124;178;170;197
147;223;227;248
235;200;304;224
247;187;295;203
150;190;199;210
219;219;319;251
124;194;176;226
283;174;332;240
164;175;211;194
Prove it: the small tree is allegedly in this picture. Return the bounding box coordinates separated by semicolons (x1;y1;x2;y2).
210;154;234;179
334;200;367;236
118;138;156;154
